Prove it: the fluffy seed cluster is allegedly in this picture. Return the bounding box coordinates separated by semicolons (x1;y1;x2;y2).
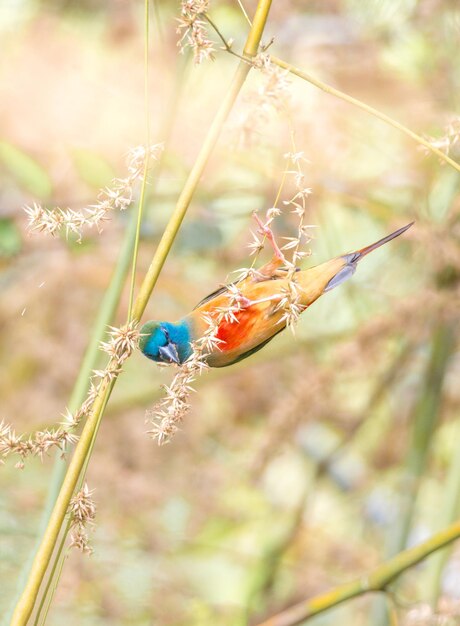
24;144;163;242
0;323;139;469
69;483;96;555
238;54;291;145
95;321;140;386
147;287;248;445
0;379;103;469
244;151;313;329
0;420;78;469
99;322;140;367
177;0;215;64
147;357;204;445
423;116;460;157
147;147;313;445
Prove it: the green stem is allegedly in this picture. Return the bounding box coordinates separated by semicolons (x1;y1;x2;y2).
389;324;453;556
131;0;271;320
128;0;151;321
5;212;138;626
424;337;459;607
374;324;453;626
269;56;460;175
207;4;460;175
208;8;460;175
254;519;460;626
425;417;460;606
10;2;272;623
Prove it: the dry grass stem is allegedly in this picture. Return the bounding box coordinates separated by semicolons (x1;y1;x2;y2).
0;323;139;468
0;420;78;469
24;144;163;242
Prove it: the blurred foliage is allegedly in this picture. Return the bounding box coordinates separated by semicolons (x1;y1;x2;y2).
0;141;52;199
1;1;460;626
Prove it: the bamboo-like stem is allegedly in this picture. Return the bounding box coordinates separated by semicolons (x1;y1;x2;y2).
31;48;193;626
245;345;414;622
387;325;453;557
270;56;460;175
205;9;460;175
11;373;116;626
10;2;272;623
423;329;459;607
373;323;453;626
254;519;460;626
4;212;139;626
48;213;139;505
425;415;460;606
128;0;151;321
132;0;271;321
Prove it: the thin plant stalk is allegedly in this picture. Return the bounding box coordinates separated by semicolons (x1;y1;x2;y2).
205;8;460;174
388;324;454;555
425;416;460;606
373;323;454;626
31;49;192;626
270;56;460;175
424;343;460;606
4;211;138;626
128;0;151;322
10;2;273;623
132;0;273;321
254;518;460;626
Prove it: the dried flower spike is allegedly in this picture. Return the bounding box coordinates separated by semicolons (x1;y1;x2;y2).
69;483;96;555
0;419;79;466
237;55;291;145
176;0;215;64
24;143;163;242
422;116;460;158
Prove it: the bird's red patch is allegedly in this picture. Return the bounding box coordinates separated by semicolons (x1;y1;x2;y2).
216;309;256;351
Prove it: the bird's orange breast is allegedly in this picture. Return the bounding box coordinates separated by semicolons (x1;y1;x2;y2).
215;308;260;351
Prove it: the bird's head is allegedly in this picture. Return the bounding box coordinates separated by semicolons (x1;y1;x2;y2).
139;320;192;365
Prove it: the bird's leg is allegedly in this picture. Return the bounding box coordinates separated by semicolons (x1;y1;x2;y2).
251;212;289;281
253;212;287;264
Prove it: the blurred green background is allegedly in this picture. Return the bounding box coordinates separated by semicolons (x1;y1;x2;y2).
1;0;460;625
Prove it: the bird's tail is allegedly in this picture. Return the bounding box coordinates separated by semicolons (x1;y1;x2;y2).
297;222;413;303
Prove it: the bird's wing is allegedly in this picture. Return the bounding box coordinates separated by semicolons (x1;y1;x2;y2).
189;277;291;367
193;282;238;310
193;259;297;311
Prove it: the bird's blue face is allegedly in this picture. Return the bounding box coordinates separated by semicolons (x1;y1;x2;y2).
139;320;192;365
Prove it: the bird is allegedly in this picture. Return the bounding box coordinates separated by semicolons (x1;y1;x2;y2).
139;221;413;368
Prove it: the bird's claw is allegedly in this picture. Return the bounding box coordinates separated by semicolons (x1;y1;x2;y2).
252;212;288;265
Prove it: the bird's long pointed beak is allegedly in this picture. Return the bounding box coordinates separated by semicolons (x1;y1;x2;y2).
158;342;180;364
353;221;414;262
324;222;414;293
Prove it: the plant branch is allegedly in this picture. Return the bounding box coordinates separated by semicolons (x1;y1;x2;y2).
128;0;152;321
6;210;139;626
207;5;460;175
270;56;460;175
254;520;460;626
10;1;273;623
204;14;250;64
131;0;271;320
